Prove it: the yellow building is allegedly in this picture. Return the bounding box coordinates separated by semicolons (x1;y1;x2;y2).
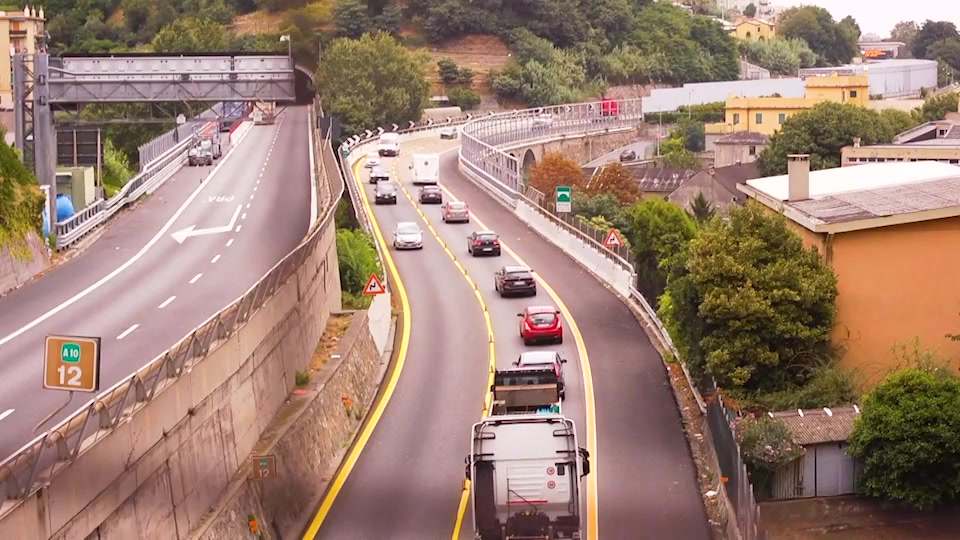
706;73;870;137
729;19;777;40
0;6;46;110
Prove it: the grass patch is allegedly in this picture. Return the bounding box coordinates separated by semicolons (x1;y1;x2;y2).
342;291;373;310
309;313;353;373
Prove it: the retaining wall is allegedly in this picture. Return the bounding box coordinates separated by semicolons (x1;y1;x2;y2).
0;217;342;540
192;309;386;540
0;231;50;296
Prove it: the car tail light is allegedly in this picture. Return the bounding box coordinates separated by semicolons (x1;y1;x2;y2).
493;239;500;245
523;321;532;331
473;240;482;246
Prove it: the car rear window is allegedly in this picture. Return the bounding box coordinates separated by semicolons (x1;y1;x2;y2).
507;271;532;280
529;313;557;325
378;184;396;193
478;233;498;241
449;202;467;209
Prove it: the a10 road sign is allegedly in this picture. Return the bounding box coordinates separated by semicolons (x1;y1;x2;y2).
556;186;572;213
43;335;101;393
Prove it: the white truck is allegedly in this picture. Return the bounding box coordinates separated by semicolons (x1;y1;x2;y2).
253;102;276;125
377;132;400;156
187;140;214;166
412;153;439;185
465;369;586;540
465;414;591;540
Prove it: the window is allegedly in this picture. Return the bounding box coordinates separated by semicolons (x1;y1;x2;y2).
778;113;786;124
850;90;858;97
529;313;557;325
733;113;740;125
755;113;763;124
508;271;533;280
749;146;757;155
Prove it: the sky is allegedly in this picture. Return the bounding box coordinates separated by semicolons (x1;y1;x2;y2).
777;1;960;37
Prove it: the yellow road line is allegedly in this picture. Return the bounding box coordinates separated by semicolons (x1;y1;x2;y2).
301;157;414;538
440;183;601;540
388;158;498;540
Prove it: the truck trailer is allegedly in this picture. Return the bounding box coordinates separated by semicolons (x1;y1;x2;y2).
465;413;590;540
490;367;562;416
412;153;440;185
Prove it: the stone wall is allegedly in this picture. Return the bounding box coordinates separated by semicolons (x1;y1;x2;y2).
0;215;342;540
505;127;646;168
191;310;385;540
0;230;51;295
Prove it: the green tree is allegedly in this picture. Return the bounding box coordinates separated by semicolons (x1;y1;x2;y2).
437;58;460;84
447;87;481;110
334;0;368;39
926;38;960;71
316;33;431;137
672;119;706;152
687;192;714;224
669;202;838;392
585;162;641;205
915;92;960;122
848;368;960;509
151;17;230;53
777;5;858;65
743;3;756;17
623;197;698;306
572;192;630;231
890;21;920;54
739;37;817;76
911;20;959;60
756;102;917;176
336;228;383;309
0;130;44;247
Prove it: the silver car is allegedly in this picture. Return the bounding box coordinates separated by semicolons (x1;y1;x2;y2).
442;201;470;223
393;221;423;250
440;127;458;139
365;152;380;168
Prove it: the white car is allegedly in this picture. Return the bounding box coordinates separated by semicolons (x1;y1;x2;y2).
365;152;380;168
440;127;458;140
393;221;423;250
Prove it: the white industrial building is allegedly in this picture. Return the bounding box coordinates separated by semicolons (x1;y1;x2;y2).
642;59;939;113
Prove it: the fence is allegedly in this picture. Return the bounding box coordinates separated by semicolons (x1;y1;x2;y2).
0;99;344;506
137;103;224;167
455;99;767;539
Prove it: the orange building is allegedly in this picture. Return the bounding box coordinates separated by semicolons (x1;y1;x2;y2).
737;157;960;386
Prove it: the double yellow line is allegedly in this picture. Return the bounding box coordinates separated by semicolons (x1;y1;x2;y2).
302;144;598;539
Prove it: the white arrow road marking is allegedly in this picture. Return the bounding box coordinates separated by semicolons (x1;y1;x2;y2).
0;409;14;423
170;204;242;244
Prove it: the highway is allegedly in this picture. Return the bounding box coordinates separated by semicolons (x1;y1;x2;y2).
0;106;313;459
307;134;709;538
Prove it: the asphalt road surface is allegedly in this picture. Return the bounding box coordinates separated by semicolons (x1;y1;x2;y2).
0;107;312;460
313;135;708;539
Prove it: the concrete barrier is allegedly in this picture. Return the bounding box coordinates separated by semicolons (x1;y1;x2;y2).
0;231;51;296
229;121;253;146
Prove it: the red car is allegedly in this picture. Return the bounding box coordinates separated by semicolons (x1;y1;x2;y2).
518;305;563;345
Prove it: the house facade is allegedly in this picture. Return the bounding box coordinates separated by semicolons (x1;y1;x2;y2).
713;131;769;166
668;162;758;214
738;156;960;386
0;6;45;110
730;19;776;41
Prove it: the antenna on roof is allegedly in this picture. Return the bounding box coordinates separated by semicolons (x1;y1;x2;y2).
823;407;834;417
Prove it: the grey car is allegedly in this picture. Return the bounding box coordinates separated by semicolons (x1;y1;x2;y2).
514;350;567;400
441;201;470;223
393;221;423;250
374;181;397;205
369;166;391;184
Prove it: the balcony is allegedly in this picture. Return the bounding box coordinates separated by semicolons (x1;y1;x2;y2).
9;29;27;38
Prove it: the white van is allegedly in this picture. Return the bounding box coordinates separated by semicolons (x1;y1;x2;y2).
412;154;440;185
377;132;400;157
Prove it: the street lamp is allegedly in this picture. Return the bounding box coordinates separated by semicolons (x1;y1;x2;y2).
279;35;291;57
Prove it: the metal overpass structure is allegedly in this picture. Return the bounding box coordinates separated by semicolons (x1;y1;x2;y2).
12;52;296;228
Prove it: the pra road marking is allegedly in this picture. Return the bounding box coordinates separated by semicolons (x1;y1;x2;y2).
0;115;258;349
158;296;176;309
301;156;415;538
189;273;203;284
116;324;139;340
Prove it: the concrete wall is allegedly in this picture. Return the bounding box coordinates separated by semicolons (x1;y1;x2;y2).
0;230;51;295
504;128;644;169
0;216;342;539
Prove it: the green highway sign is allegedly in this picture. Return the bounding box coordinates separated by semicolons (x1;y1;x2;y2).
61;343;81;363
556;186;572;212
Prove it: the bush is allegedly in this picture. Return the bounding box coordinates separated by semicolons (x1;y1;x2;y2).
336;228;382;309
447;87;481;110
437;57;460;84
849;368;960;509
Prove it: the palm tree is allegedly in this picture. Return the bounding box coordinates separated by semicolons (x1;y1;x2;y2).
689;192;715;224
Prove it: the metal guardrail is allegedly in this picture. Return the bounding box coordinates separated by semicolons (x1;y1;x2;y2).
54;105;234;250
137;103;222;167
0;100;344;505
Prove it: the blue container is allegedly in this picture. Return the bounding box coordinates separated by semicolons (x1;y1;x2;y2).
42;194;76;238
42;208;49;237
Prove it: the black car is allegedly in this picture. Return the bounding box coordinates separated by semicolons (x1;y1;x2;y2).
494;265;537;297
419;185;443;204
374;182;397;205
619;149;637;162
467;230;501;257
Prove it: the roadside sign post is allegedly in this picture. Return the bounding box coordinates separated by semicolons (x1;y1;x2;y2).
603;229;625;248
36;335;102;433
556;186;572;213
252;455;278;479
363;273;386;295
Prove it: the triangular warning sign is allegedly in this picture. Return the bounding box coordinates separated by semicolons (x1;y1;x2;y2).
363;273;386;295
603;229;624;248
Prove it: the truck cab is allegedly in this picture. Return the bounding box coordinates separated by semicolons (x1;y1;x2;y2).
187;140;214;166
466;415;591;540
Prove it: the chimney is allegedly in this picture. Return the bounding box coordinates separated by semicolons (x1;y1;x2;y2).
787;154;810;202
853;137;861;148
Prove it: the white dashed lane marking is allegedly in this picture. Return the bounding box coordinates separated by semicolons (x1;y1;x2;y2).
158;296;176;309
0;409;14;423
117;324;139;340
190;273;203;284
211;254;221;264
226;239;234;247
236;225;243;232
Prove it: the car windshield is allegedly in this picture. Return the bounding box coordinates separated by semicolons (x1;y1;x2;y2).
507;271;533;280
529;312;557;325
397;223;420;234
377;183;396;193
372;169;389;177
